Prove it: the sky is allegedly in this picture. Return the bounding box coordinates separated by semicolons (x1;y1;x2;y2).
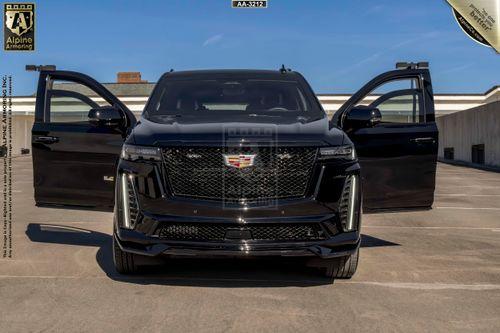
1;0;499;96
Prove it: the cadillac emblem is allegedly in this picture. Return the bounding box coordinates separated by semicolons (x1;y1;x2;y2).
223;154;256;169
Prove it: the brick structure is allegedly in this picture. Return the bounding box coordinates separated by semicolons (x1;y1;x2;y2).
117;72;147;84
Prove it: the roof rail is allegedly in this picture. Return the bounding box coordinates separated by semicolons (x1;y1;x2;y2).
25;65;57;72
395;62;429;70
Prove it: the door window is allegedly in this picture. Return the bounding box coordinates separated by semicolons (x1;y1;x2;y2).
371;90;421;123
355;78;423;123
47;81;110;123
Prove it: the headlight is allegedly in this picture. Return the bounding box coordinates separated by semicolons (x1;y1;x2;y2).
121;144;161;161
319;145;356;160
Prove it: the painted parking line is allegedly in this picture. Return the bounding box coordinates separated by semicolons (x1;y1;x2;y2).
364;226;500;231
437;184;498;189
0;275;498;291
435;206;500;210
0;275;109;279
435;194;500;197
439;174;500;177
339;281;500;290
436;175;500;182
31;221;110;225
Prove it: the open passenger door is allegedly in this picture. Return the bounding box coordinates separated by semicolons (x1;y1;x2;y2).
333;62;438;212
29;66;137;211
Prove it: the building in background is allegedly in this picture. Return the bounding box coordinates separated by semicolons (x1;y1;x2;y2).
8;72;500;169
436;101;500;169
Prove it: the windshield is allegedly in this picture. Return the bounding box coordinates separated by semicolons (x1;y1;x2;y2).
145;78;323;122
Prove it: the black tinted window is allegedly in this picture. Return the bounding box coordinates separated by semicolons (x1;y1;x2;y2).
145;79;321;121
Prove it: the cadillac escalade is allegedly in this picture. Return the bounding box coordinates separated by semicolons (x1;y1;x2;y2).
29;63;438;278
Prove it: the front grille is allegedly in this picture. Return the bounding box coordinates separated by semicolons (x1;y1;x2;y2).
162;147;317;201
157;223;327;242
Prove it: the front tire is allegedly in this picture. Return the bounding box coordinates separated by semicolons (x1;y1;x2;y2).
323;248;359;279
113;234;139;274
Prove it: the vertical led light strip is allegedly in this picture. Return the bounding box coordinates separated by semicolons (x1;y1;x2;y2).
121;173;130;229
347;175;357;231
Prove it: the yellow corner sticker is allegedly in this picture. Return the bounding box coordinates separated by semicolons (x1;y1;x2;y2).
446;0;499;53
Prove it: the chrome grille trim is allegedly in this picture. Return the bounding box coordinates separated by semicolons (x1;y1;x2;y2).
162;147;318;201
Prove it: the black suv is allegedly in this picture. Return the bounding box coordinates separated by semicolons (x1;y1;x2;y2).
30;64;438;278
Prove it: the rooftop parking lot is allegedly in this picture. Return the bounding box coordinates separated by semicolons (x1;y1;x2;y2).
1;156;499;332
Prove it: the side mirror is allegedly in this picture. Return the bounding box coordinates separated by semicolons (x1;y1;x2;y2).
344;105;382;130
88;106;123;127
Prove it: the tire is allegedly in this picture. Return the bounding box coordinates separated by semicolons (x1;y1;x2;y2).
323;248;359;279
113;234;139;274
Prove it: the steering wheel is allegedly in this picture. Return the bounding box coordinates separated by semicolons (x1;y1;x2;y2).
268;107;288;111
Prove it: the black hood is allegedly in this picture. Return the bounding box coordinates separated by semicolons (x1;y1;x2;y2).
130;115;346;147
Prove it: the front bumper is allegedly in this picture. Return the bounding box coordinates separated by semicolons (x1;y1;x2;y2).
115;226;360;259
115;153;362;259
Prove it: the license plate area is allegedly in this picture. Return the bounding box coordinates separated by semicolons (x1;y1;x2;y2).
224;228;252;240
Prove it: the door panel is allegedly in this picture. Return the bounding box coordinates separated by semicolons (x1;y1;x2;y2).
348;122;437;210
32;70;136;211
334;67;438;211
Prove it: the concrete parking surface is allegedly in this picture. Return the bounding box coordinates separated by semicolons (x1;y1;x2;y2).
1;156;500;332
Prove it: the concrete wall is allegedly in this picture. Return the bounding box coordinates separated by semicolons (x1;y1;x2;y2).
436;101;500;167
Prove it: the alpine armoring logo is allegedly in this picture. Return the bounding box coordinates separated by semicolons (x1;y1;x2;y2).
3;3;35;51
